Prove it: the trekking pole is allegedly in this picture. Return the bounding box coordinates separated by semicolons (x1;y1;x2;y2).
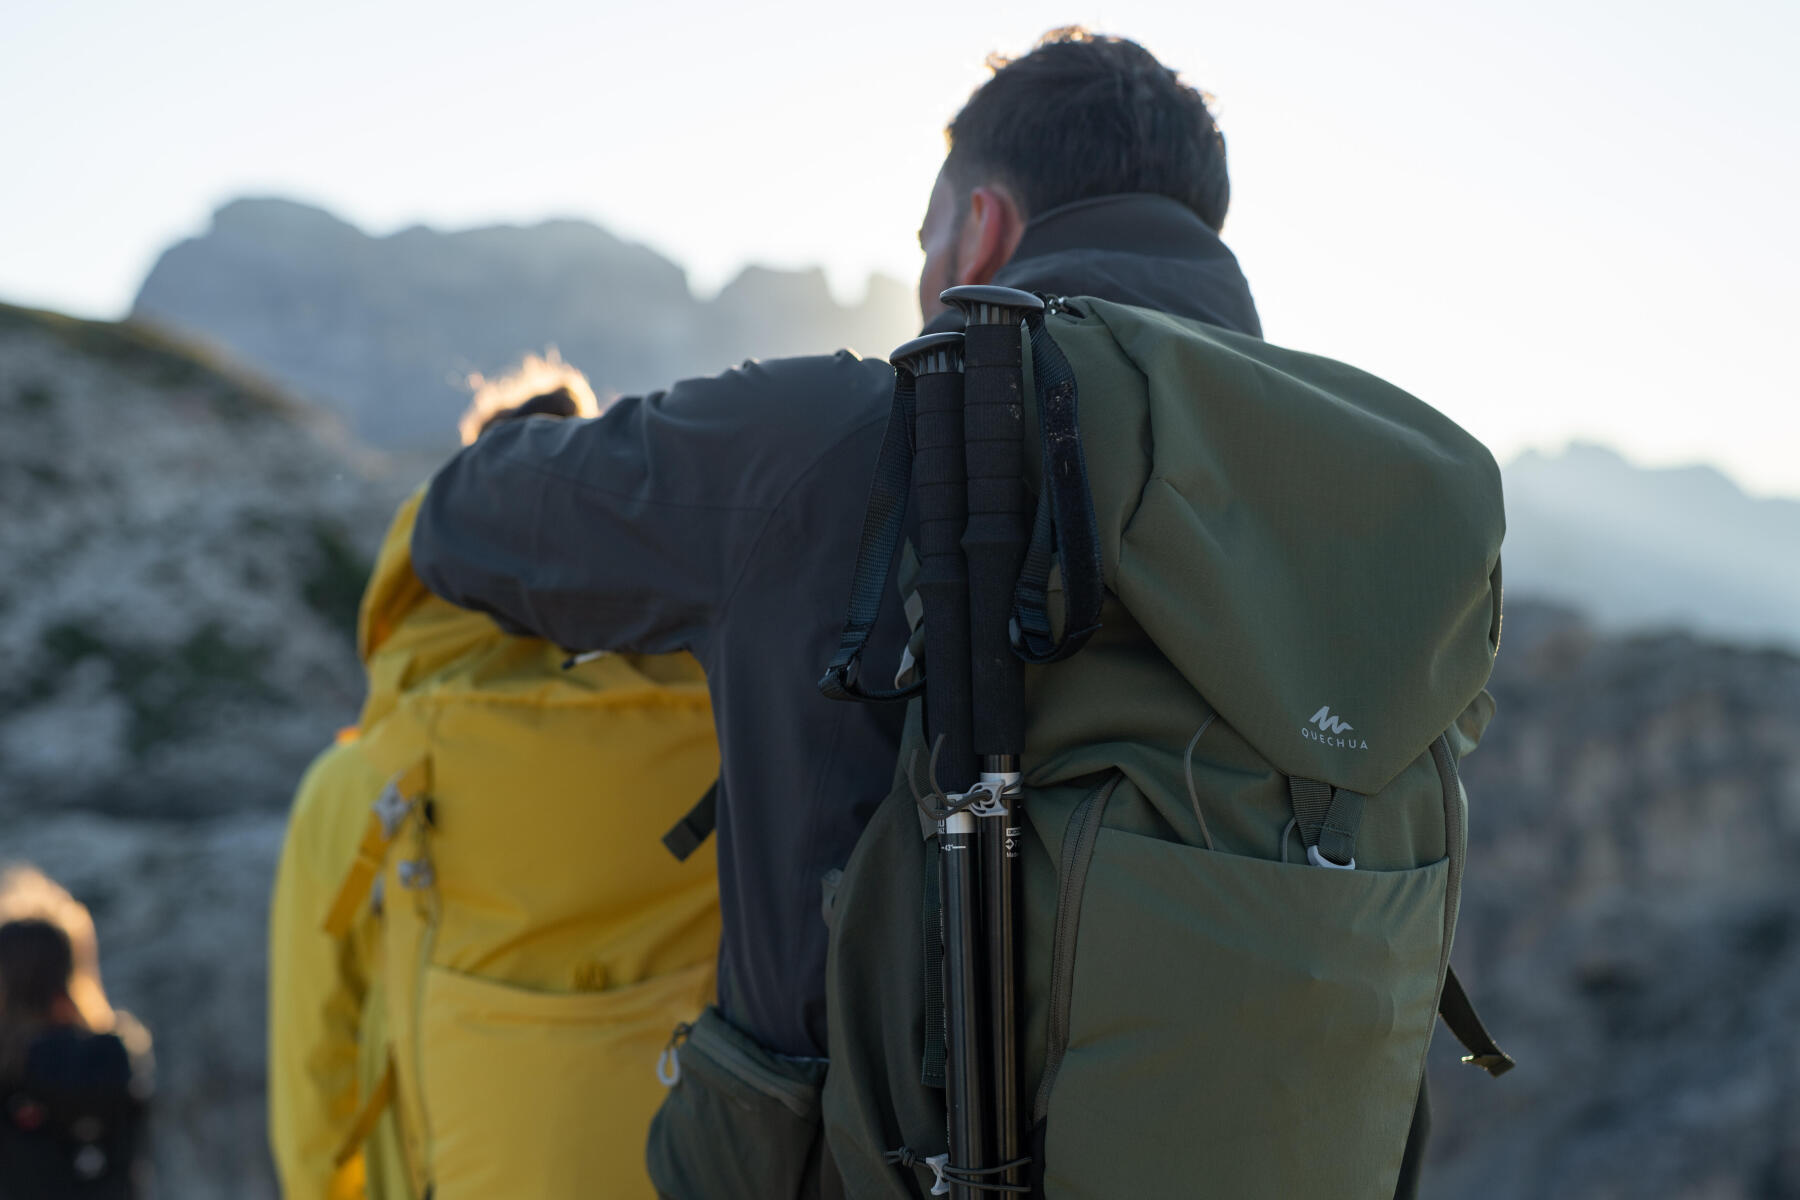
890;332;988;1197
942;285;1042;1193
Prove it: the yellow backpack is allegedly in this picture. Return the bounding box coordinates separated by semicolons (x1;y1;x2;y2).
323;491;721;1199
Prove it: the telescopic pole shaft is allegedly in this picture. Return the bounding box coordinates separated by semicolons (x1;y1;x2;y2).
942;285;1043;1193
891;332;987;1197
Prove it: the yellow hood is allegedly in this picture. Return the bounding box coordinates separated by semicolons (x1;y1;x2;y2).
355;487;498;732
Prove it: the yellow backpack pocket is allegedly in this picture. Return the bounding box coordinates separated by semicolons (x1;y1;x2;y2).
418;959;715;1200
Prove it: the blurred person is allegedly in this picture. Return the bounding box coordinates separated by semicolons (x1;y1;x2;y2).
0;866;127;1039
266;355;721;1200
410;28;1263;1199
0;902;151;1198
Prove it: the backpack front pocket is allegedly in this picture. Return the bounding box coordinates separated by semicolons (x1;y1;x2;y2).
1041;828;1448;1200
418;960;712;1200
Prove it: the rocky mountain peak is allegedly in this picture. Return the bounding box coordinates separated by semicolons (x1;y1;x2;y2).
131;200;919;451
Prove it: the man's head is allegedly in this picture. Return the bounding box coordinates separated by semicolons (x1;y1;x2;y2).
0;918;75;1023
919;28;1233;320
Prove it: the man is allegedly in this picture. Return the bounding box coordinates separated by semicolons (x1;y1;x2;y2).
412;27;1260;1194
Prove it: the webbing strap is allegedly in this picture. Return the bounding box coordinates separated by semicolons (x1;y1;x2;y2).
819;372;924;703
1440;966;1517;1077
920;837;946;1089
323;760;428;937
1011;307;1103;665
332;1054;396;1168
1286;776;1366;867
661;780;719;862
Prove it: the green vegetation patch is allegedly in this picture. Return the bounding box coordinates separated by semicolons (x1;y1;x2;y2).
0;301;302;422
38;618;277;755
303;520;371;638
14;380;55;411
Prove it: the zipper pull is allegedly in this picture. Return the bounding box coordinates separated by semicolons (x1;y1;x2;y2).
657;1022;693;1086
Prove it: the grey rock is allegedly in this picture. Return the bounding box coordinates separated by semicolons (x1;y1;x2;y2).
0;300;393;1196
0;302;395;822
1429;605;1800;1199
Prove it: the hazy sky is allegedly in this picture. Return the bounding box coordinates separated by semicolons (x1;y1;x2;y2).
4;0;1796;496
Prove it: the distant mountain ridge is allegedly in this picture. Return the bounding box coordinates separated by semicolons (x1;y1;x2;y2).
1500;442;1800;650
132;197;918;449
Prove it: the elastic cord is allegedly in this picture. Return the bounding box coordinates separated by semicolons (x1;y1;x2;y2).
1182;713;1218;851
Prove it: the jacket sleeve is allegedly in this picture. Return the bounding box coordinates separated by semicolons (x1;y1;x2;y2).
268;741;384;1200
411;352;892;656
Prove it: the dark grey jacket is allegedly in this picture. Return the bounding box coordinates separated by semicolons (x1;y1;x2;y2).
411;193;1260;1057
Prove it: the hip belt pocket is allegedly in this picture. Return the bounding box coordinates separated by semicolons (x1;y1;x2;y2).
648;1005;830;1200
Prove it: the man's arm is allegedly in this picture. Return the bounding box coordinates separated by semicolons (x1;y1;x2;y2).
412;352;892;656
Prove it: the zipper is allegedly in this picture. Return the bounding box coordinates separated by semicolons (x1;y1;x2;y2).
1032;772;1122;1123
685;1014;820;1119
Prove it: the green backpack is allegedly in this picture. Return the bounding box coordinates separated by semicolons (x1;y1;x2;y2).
821;297;1513;1198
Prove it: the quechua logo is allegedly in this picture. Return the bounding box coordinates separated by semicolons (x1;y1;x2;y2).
1302;705;1369;750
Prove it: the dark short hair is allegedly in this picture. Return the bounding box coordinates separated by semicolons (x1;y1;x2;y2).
945;28;1232;231
0;919;74;1017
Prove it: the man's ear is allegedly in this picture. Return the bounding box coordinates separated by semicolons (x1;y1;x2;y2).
953;185;1027;286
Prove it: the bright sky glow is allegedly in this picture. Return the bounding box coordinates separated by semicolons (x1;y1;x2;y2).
3;0;1796;495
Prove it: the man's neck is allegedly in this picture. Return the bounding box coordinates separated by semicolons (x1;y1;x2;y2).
925;192;1262;339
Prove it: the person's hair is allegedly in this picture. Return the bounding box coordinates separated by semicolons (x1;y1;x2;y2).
945;28;1232;232
459;350;600;445
0;919;74;1018
0;865;112;1030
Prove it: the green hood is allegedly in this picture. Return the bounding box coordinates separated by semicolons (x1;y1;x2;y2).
1028;299;1504;795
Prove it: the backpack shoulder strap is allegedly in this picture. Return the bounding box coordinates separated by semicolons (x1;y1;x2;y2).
1010;303;1104;664
333;1053;397;1170
1440;965;1516;1077
819;371;924;703
323;759;429;937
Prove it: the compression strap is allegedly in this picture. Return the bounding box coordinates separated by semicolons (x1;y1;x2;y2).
661;781;720;862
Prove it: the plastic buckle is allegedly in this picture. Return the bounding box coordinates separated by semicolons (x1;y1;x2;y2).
925;1153;951;1196
819;654;859;700
957;784;1000;820
396;859;435;889
373;781;413;839
1306;845;1355;871
961;780;1016;820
